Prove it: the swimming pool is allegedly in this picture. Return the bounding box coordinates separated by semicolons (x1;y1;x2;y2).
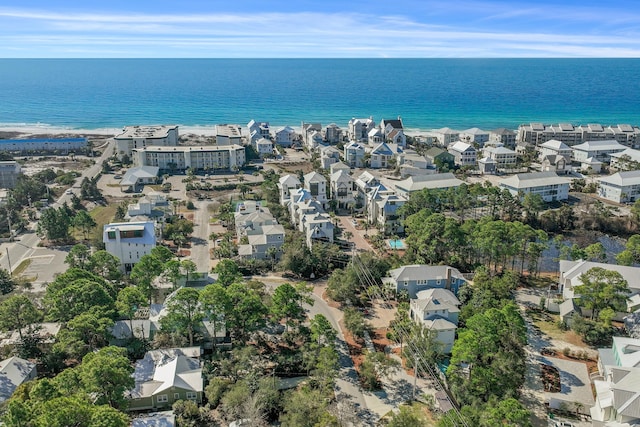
387;239;405;249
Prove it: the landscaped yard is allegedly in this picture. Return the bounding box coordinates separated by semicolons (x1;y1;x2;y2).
528;308;589;348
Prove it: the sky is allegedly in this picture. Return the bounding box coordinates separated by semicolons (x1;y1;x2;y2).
1;0;640;58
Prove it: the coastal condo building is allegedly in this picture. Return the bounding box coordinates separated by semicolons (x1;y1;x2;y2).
517;123;640;148
115;125;179;158
132;145;246;173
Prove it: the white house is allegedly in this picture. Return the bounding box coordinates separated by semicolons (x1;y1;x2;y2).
447;141;477;167
348;117;376;142
484;146;517;169
366;185;406;235
277;174;301;205
253;137;274;158
344;142;365;168
429;128;459;147
319;145;341;169
499;171;570;202
368;128;384;147
382;265;466;298
0;161;21;189
120;166;160;192
538;139;573;161
247;120;270;143
393;173;464;199
610;148;640;171
330;169;355;208
572;140;627;163
598;171;640;203
303;171;328;208
370;142;396;169
540;155;570;175
103;221;156;272
115;125;178;159
275;126;297;147
460;127;489;146
409;288;461;353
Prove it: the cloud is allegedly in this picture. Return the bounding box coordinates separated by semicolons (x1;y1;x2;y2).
0;6;639;57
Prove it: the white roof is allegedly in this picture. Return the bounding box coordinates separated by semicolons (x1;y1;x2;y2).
304;171;326;183
461;127;487;135
121;166;159;186
499;171;569;190
539;139;572;151
394;173;464;193
448;141;475;153
385;264;463;282
485;146;516;155
131;350;202;399
0;357;36;402
610;148;640;163
278;174;301;187
573;140;627;152
599;170;640;188
116;125;178;139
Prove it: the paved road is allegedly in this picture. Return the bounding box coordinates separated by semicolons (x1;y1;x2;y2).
189;200;212;273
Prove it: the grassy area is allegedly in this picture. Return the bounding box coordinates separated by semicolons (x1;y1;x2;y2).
90;204;119;226
381;401;438;426
528;308;589;347
11;259;32;278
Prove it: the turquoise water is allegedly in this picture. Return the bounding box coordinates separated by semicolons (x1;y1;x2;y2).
388;239;405;250
1;58;640;131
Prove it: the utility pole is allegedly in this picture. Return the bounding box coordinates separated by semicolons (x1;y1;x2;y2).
413;353;418;401
5;248;12;275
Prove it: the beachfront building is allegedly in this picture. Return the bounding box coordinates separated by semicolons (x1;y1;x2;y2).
215;124;242;146
429;128;459;148
0;161;21;189
380;117;406;148
367;128;384;147
538;139;573;161
577;123;640;147
301;123;322;147
518;123;640;148
275;126;297;148
252;138;274;158
366;185;406;235
410;289;461;353
132;145;245;173
597;171;640;203
447;141;477;167
0;357;37;404
128;348;203;411
324;123;342;144
247;120;270;144
460;128;489;146
499;171;570;202
610;148;640;171
348;117;376;142
344;142;365;168
393;173;464;199
483;145;517;169
0;138;87;154
572;140;627;163
115;125;178;158
303;171;328;208
103;221;156;272
277;174;301;205
330;169;355;209
383;264;466;298
489;128;517;148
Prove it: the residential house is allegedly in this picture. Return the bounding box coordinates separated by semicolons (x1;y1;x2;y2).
119;166;160;192
306;130;325;151
354;171;380;209
366;185;406;235
302;123;322;147
489;128;517;148
275;126;297;148
348;117;376;142
324;123;342;144
383;265;466;298
598;171;640;203
277;174;301;205
370;142;396;169
409;288;461;353
238;224;286;261
320;145;341;169
303;211;335;247
393;173;464;199
0;161;21;189
330;169;355;209
288;189;334;248
126;192;168;220
0;357;37;403
344;142;365;168
380;117;406;148
115;125;178;159
572;140;627;163
103;221;156;272
128;348;203;411
0;322;61;350
247;120;270;144
540;155;570;175
478;157;497;175
460;127;489;146
303;171;328;208
580;157;603;174
424;147;455;171
429;128;459;147
610;148;640;171
253;138;274;158
538;139;573;161
484;145;517;169
215;124;243;146
560;260;640;317
367;128;384;147
499;171;570;202
447;141;477;167
329;161;351;175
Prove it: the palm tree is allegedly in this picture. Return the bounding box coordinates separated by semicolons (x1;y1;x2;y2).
266;246;279;271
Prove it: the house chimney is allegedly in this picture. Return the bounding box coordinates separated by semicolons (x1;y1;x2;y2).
445;267;452;290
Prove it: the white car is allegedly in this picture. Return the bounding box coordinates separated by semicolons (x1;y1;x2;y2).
65;189;73;195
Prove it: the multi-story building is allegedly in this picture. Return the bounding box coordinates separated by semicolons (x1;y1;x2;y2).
518;123;640;148
132;145;245;173
215;124;242;146
572;140;627;163
324;123;342;144
499;171;570;202
0;161;21;189
538;139;573;161
348;117;375;142
103;221;156;272
277;174;301;205
460;127;489;146
0;138;87;154
252;138;274;158
380;117;406;148
598;171;640;203
319;145;341;169
610;148;640;171
370;142;396;169
489;128;517;148
275;126;297;147
115;125;178;158
410;288;460;353
483;145;517;169
344;141;365;168
330;169;354;209
383;264;466;298
447;141;477;167
367;185;405;235
247;120;270;144
429;127;459;147
303;171;328;208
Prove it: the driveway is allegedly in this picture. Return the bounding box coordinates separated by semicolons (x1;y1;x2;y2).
542;356;594;411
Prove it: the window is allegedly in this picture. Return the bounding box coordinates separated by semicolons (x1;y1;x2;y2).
157;394;168;403
107;231;116;239
174;393;180;400
186;392;197;400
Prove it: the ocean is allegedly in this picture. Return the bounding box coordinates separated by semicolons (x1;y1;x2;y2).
1;58;639;133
